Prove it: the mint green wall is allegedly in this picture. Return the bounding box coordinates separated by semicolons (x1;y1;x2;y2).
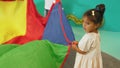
34;0;120;32
62;0;120;32
34;0;44;16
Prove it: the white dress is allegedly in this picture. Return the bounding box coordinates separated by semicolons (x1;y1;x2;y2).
74;33;103;68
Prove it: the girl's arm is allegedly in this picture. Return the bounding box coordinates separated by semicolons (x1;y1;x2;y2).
72;41;87;54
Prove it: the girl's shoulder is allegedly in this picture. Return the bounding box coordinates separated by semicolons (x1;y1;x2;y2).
86;32;99;36
85;32;100;39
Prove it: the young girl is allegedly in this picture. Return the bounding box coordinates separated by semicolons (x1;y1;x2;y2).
72;4;105;68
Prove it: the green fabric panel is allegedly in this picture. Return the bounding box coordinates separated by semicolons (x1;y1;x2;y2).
0;45;18;56
0;40;68;68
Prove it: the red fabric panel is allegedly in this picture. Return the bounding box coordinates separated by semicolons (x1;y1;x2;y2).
56;0;60;3
4;0;48;44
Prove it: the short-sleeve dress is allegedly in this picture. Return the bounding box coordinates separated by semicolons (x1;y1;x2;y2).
74;33;103;68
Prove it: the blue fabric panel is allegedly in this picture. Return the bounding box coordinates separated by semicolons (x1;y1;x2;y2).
42;2;75;45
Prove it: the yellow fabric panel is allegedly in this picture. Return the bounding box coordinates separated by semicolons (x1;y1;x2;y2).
0;0;27;44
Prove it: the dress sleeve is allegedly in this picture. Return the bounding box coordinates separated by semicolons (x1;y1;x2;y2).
78;34;95;52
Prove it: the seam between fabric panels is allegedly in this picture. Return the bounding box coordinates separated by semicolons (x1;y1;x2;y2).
60;45;71;68
58;2;72;45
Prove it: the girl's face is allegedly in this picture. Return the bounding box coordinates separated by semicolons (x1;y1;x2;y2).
82;16;99;33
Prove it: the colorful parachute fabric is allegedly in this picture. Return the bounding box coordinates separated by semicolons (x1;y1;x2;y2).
0;40;70;68
42;2;75;45
0;0;48;44
0;0;74;68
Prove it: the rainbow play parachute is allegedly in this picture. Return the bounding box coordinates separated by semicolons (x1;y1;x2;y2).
0;0;74;68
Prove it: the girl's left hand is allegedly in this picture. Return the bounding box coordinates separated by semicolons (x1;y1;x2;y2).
72;41;78;45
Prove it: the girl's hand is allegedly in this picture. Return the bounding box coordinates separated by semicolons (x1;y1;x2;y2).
72;41;78;45
71;41;78;50
72;44;77;50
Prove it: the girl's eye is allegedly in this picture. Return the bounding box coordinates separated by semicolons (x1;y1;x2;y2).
86;22;90;25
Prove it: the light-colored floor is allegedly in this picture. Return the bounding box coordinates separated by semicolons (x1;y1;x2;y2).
63;48;120;68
